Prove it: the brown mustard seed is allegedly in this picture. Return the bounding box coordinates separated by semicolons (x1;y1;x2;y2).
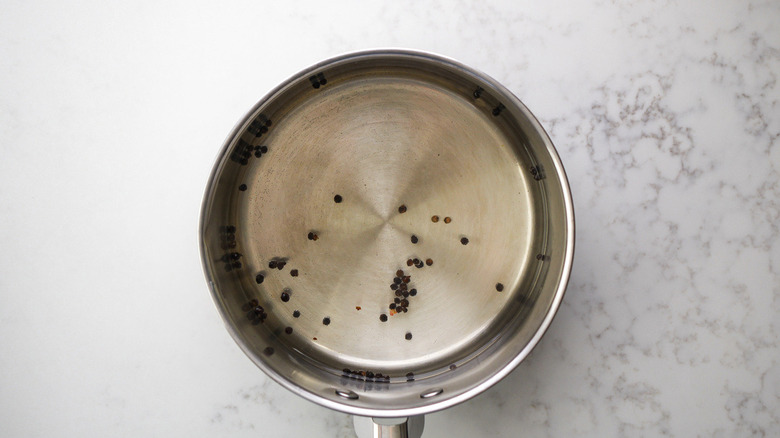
402;276;410;283
431;215;439;223
406;259;413;266
322;317;331;325
293;310;301;318
334;194;343;203
285;326;293;335
398;205;407;213
449;364;457;370
460;237;469;245
276;261;286;270
496;283;504;292
405;332;413;340
356;306;361;311
406;372;414;381
290;269;299;277
255;273;264;284
444;217;451;223
269;260;277;269
263;347;274;356
409;288;417;296
411;235;418;244
426;258;433;266
380;314;388;322
239;184;247;191
280;291;290;302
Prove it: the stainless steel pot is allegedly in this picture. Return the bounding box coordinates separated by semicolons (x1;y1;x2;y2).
200;49;574;437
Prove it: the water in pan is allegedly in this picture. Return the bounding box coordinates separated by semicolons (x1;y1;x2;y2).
206;70;542;379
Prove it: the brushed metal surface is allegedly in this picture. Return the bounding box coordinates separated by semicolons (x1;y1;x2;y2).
239;77;534;371
200;50;574;418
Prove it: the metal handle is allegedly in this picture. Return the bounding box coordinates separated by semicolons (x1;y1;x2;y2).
353;415;425;438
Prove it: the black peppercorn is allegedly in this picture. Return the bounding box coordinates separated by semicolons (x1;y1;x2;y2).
394;297;401;304
276;261;286;270
396;270;404;277
400;299;409;307
391;283;398;291
394;277;401;284
389;303;396;310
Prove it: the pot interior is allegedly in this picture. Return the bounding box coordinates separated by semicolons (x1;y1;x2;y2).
200;51;573;416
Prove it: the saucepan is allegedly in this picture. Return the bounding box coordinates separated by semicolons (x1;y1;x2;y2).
200;49;574;437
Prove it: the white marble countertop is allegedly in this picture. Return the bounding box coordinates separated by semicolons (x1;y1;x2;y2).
1;1;778;436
